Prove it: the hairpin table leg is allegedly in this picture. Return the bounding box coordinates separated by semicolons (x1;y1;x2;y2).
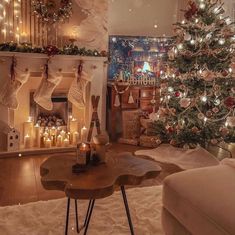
75;199;80;233
65;197;71;235
83;199;95;235
121;186;135;235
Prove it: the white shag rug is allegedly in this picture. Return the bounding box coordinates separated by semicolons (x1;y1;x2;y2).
135;144;219;170
0;186;164;235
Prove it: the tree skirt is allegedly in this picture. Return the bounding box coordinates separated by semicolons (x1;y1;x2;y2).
0;186;163;235
135;144;219;170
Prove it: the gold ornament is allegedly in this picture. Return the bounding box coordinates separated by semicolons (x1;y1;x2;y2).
179;98;191;108
211;139;218;145
201;70;215;82
226;116;235;127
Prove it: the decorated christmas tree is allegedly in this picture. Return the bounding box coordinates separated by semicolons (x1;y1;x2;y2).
150;0;235;148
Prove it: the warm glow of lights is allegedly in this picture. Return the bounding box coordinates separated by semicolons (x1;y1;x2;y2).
142;62;151;73
27;116;33;122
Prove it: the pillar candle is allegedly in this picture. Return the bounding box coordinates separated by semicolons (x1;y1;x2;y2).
69;118;78;133
43;131;49;140
51;135;56;147
67;132;74;144
72;132;79;145
34;124;40;147
57;135;62;147
63;138;69;147
50;126;56;136
60;130;66;140
23;117;33;139
45;138;52;148
81;126;88;142
24;134;31;149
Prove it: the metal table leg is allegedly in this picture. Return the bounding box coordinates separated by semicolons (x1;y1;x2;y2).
83;199;95;235
75;200;80;233
83;200;92;228
121;186;135;235
65;197;71;235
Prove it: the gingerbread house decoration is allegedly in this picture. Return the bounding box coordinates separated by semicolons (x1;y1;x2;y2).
1;127;20;152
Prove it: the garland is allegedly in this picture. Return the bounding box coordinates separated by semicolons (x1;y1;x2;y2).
32;0;72;24
0;42;107;57
113;83;130;94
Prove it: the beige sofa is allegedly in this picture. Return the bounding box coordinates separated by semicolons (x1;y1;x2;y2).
162;164;235;235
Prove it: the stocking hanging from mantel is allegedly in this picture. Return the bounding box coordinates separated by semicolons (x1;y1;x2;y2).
68;61;92;108
34;59;63;111
0;56;30;110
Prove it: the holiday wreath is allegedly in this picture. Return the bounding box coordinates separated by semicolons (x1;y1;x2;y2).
32;0;72;24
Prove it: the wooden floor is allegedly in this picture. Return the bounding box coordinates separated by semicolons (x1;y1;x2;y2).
0;143;234;207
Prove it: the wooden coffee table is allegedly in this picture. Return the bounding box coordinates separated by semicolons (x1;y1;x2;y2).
40;152;161;235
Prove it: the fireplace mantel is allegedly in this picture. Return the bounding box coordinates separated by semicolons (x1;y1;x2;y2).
0;51;108;79
0;51;107;62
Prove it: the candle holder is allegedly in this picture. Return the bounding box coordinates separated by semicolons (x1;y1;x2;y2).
72;143;91;173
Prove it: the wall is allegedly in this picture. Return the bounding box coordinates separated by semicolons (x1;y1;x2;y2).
108;0;234;37
68;0;108;51
108;0;183;37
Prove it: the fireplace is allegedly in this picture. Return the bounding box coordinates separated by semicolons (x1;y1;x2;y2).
0;52;107;155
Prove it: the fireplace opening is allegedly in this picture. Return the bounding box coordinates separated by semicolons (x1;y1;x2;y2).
30;92;72;128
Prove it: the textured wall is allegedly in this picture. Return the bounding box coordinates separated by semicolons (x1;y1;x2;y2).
108;0;179;37
61;0;108;51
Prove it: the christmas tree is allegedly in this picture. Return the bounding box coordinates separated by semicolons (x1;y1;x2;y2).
150;0;235;148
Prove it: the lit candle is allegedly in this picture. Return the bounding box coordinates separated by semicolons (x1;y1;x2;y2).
57;135;62;147
23;117;33;140
50;126;56;136
72;131;79;145
77;143;91;165
63;138;69;147
60;130;66;140
24;134;31;149
69;117;78;133
81;126;88;142
67;132;72;144
45;138;52;148
34;124;40;147
43;131;49;140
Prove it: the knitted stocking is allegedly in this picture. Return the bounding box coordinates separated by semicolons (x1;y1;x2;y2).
0;57;30;110
68;63;92;108
34;61;63;110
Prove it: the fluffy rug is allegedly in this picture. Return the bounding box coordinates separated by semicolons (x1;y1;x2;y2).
135;144;219;170
0;186;163;235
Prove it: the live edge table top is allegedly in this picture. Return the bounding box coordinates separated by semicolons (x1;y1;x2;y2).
40;152;161;200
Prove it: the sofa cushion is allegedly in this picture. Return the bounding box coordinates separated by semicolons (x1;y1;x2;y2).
163;165;235;235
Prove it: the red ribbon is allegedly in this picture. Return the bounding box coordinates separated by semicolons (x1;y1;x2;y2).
44;59;49;80
10;56;17;82
77;61;83;81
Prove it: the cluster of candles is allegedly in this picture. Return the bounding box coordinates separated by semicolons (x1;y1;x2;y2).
23;116;88;149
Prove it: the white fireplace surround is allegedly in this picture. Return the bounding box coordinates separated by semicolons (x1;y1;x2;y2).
0;51;107;151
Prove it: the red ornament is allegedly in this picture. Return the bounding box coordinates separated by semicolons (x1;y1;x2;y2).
167;126;174;133
100;50;107;57
175;91;181;97
44;45;59;57
224;97;235;108
222;70;228;77
184;1;198;20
